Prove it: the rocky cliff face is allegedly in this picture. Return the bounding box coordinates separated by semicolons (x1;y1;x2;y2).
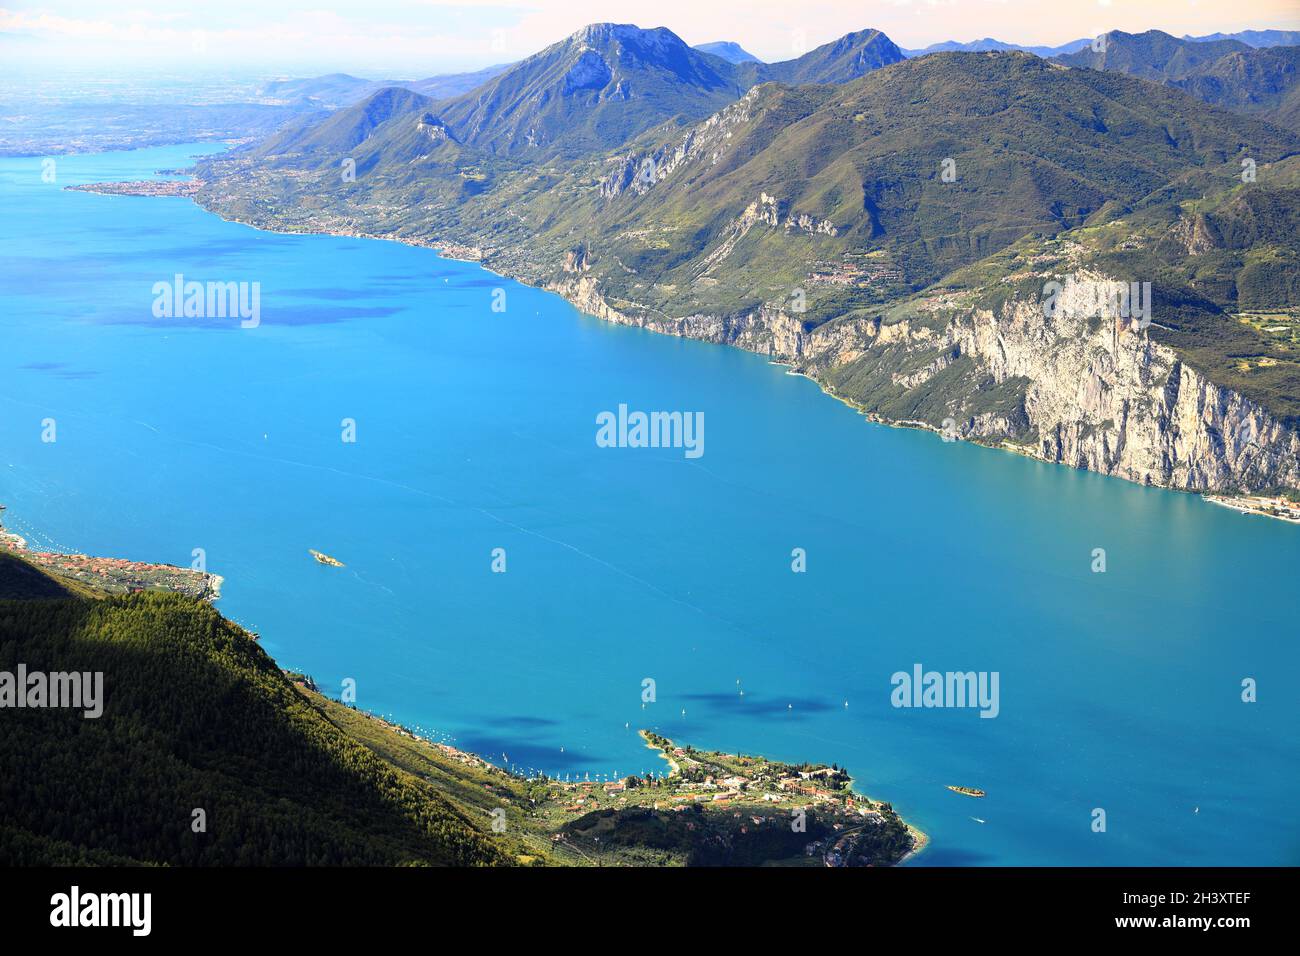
948;275;1300;491
549;270;1300;494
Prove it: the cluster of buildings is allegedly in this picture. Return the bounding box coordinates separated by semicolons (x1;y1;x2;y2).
808;259;904;287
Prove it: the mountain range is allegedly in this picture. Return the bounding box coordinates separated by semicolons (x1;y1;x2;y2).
901;28;1300;58
1055;29;1300;132
903;37;1093;57
256;26;1300;107
196;22;1300;498
257;65;513;109
254;27;1300;137
1184;29;1300;47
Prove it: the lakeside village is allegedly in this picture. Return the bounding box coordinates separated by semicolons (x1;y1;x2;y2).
0;505;221;601
543;730;922;867
304;691;924;867
66;180;201;198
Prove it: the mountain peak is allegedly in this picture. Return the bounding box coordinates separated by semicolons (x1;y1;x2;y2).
829;27;888;50
572;22;647;41
567;22;685;51
694;41;761;64
765;26;905;84
429;22;741;159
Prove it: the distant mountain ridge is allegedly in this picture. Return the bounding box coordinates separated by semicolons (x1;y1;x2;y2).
257;86;438;156
903;37;1092;57
1183;29;1300;48
253;23;906;163
1055;29;1300;131
257;64;513;109
1055;29;1252;80
254;26;1300;114
902;27;1300;58
432;23;748;159
406;64;515;100
206;47;1297;325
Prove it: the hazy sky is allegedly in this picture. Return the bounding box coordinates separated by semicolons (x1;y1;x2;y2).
2;0;1298;76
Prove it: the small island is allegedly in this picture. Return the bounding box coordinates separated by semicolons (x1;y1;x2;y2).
309;549;345;567
947;785;986;798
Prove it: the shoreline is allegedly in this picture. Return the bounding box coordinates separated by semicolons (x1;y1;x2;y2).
842;767;930;865
0;503;223;603
900;825;930;865
642;730;927;866
641;729;681;775
768;368;1300;527
176;186;1300;527
4;499;929;867
1203;493;1300;523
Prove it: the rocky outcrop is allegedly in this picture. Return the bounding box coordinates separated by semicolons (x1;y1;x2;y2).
945;274;1300;491
417;114;457;143
547;269;1300;495
598;87;759;198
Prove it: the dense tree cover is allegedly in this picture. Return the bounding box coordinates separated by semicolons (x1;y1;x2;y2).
0;590;510;866
566;802;914;867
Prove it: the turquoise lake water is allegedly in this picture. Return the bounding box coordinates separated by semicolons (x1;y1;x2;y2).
1;143;1297;865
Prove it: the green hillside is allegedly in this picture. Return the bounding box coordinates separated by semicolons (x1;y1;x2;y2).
1;548;918;866
0;583;519;865
0;550;99;600
558;50;1296;314
208;50;1297;304
1175;47;1300;133
934;155;1300;423
196;47;1300;430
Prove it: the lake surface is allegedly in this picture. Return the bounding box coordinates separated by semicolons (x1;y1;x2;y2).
2;143;1297;866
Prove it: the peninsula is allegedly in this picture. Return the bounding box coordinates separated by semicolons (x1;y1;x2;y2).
65;179;202;198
